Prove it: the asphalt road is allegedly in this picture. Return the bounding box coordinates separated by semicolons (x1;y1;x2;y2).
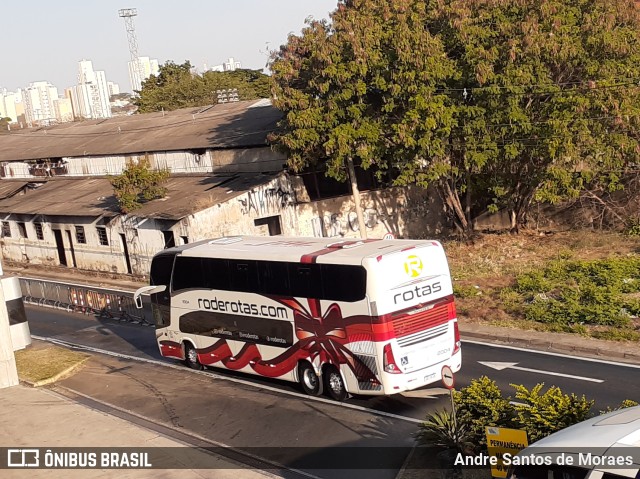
25;305;639;413
21;304;640;477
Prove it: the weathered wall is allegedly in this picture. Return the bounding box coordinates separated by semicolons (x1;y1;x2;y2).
0;176;448;278
294;185;447;239
185;174;298;239
0;216;131;274
211;148;286;174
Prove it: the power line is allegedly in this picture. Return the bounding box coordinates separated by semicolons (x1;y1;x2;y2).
434;79;640;96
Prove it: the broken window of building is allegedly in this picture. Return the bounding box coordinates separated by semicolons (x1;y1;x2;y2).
34;223;44;240
2;222;11;238
75;225;87;244
97;226;109;246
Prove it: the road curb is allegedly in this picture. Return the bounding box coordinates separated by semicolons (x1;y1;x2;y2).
20;356;91;388
461;330;640;365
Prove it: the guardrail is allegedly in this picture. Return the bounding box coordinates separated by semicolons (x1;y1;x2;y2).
19;277;151;326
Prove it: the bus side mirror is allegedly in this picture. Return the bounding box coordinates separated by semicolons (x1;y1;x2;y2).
133;285;167;309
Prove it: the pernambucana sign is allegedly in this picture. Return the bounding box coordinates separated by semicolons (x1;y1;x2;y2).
485;427;529;478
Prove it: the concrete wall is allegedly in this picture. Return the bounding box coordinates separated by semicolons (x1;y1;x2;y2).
294;185;447;239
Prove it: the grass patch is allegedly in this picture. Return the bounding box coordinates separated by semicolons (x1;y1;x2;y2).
445;231;640;342
15;345;90;385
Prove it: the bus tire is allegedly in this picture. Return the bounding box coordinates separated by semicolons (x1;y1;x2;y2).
298;362;323;396
324;365;347;401
184;343;203;370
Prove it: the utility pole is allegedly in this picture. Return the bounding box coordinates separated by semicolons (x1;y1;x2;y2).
346;157;367;239
0;262;18;389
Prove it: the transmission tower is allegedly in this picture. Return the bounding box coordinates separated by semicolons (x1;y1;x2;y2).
118;8;142;92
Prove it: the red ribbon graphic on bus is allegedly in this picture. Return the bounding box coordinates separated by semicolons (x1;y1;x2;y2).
161;298;380;384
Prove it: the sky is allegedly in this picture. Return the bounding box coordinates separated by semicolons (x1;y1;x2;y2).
1;0;338;93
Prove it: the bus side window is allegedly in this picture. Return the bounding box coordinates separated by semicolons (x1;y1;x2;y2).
202;258;231;290
290;264;322;299
321;264;366;302
257;261;290;296
172;257;205;291
229;260;260;293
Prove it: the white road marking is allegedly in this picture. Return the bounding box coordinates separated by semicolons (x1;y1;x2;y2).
400;388;450;399
463;339;640;369
478;361;604;383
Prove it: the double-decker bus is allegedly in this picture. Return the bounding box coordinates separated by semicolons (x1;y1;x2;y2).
134;236;461;400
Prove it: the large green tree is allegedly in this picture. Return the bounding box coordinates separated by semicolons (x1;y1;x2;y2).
134;61;271;113
270;0;640;232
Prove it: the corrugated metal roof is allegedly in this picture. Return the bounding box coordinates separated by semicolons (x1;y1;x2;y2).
0;181;30;200
0;174;279;220
0;100;283;162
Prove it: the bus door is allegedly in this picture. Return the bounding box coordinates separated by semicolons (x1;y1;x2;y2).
148;253;176;329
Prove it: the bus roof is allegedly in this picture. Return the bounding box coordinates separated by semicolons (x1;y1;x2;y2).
173;236;443;265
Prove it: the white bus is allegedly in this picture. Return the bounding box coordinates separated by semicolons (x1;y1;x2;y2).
134;236;462;400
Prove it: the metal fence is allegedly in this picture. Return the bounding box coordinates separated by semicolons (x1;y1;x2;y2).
19;277;151;326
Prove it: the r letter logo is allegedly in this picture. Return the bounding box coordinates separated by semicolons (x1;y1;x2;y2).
404;255;423;278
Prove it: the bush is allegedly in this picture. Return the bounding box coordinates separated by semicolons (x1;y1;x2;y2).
454;283;482;299
624;217;640;236
453;377;516;448
418;378;603;452
416;409;472;451
511;383;593;443
600;399;640;414
109;157;170;213
507;257;640;327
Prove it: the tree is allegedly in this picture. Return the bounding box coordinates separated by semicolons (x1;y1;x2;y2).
109;157;170;213
133;60;271;113
269;0;640;233
0;117;11;132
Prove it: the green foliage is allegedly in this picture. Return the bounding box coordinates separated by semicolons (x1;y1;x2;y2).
270;0;640;232
453;376;516;448
625;217;640;236
600;399;640;414
419;378;602;452
453;283;482;299
133;61;270;113
511;383;593;443
591;328;640;341
507;257;640;327
109;158;170;213
416;409;472;451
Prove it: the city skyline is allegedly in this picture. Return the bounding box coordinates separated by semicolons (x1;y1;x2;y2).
0;1;337;93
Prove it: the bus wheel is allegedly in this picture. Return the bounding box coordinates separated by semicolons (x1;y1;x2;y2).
184;343;203;370
324;365;347;401
298;362;323;396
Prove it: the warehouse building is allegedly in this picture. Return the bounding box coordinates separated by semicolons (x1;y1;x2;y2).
0;100;444;277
